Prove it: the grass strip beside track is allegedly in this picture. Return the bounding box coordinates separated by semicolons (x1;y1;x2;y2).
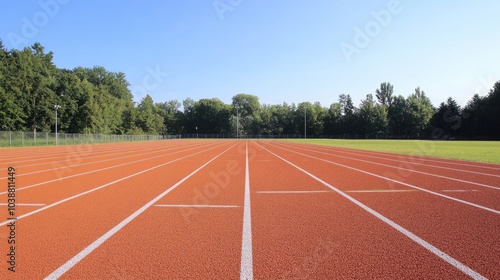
284;140;500;164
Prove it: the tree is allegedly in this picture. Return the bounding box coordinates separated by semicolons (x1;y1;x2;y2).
323;102;342;136
483;81;500;139
460;94;487;139
429;97;461;139
137;95;164;134
375;82;393;107
387;95;409;137
339;94;357;137
406;87;434;138
0;41;27;130
10;43;59;134
358;94;388;137
191;98;230;134
157;100;183;134
258;104;273;135
232;93;261;135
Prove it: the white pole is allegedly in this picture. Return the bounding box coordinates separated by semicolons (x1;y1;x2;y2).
304;107;306;139
54;104;61;145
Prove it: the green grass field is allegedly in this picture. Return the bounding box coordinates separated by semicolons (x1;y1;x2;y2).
284;139;500;164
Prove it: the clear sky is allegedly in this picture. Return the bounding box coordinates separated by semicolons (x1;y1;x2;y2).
1;0;499;108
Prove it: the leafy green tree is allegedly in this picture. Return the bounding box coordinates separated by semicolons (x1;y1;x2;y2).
157;100;184;134
460;94;487;139
375;82;394;107
358;94;388;137
232;93;261;135
387;95;409;137
483;81;500;139
296;102;326;136
182;98;196;133
406;87;434;138
323;102;342;136
137;95;164;134
191;98;230;134
339;94;357;137
10;43;59;133
0;41;26;130
429;97;461;139
258;104;274;135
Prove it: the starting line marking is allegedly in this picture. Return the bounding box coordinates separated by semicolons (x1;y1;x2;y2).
257;190;330;194
442;190;478;192
154;204;241;208
346;190;417;193
0;203;46;206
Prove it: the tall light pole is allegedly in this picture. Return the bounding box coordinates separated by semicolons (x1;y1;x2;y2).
54;104;61;145
304;107;307;139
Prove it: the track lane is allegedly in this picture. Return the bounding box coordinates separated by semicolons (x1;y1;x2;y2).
0;140;221;196
1;140;498;279
282;141;500;174
45;142;243;279
249;141;480;279
257;141;499;279
0;141;228;218
267;141;500;212
0;141;200;179
0;141;235;279
277;141;500;188
0;140;180;166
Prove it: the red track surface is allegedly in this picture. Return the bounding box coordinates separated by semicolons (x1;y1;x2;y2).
0;140;498;279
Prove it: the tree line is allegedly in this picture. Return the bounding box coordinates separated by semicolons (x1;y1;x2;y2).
1;41;499;139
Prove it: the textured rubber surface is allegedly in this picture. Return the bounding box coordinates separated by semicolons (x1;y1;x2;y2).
0;140;497;279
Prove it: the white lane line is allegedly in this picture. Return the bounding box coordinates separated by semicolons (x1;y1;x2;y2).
283;141;500;171
240;141;253;280
0;142;202;180
345;190;417;193
264;142;500;215
255;141;487;280
0;142;230;227
0;141;179;169
276;142;500;190
256;190;330;194
154;204;241;208
0;203;46;206
442;190;478;193
0;142;223;195
283;142;500;177
44;143;237;280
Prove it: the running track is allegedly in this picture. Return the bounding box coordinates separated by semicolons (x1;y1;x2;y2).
0;140;498;279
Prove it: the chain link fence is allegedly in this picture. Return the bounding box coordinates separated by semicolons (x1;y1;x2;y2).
0;131;166;147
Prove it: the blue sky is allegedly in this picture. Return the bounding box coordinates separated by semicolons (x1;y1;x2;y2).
1;0;499;108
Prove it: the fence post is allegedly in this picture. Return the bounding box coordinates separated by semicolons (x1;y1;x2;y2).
22;132;24;146
46;132;49;145
9;131;12;147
